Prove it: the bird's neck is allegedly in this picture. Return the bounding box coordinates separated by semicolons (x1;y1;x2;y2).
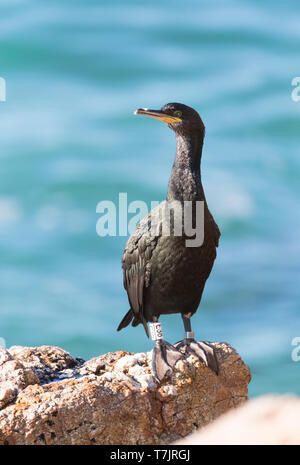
166;131;205;202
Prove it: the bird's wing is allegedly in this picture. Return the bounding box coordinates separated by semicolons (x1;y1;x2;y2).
121;202;164;330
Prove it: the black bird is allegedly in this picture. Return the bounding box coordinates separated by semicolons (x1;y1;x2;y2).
117;103;221;381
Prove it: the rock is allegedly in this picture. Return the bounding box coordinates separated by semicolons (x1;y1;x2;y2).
8;345;83;384
0;348;39;410
0;342;251;445
175;395;300;445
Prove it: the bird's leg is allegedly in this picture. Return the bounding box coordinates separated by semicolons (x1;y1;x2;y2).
150;320;182;382
174;315;218;375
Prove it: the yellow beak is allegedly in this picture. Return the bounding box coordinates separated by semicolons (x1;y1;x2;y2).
134;108;182;124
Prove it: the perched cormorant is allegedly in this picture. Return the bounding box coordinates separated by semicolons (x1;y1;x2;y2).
117;103;220;382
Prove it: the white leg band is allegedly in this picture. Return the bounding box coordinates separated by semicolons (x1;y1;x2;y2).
149;322;163;341
185;331;194;339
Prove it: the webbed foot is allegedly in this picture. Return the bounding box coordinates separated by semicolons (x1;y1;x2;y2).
174;339;218;375
152;340;182;382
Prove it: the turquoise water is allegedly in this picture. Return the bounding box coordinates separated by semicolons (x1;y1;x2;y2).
1;0;300;397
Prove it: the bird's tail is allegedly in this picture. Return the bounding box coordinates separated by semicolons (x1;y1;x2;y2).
117;309;134;331
117;309;149;338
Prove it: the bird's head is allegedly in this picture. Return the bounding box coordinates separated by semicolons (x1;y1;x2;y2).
134;102;205;136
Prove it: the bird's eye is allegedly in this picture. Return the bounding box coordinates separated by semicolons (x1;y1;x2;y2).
174;111;182;118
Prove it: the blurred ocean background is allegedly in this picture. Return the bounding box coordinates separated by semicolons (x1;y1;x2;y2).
1;0;299;397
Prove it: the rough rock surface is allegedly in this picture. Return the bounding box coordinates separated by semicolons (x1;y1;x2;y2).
0;349;39;410
175;395;300;445
0;342;251;445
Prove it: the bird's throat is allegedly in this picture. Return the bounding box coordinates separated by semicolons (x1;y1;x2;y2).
166;132;204;202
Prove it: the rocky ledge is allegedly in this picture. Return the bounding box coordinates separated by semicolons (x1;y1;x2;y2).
0;342;251;445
